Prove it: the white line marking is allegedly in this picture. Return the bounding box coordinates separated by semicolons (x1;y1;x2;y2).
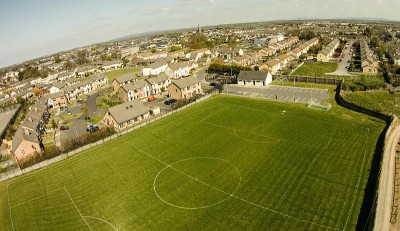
325;124;338;149
10;187;65;208
64;187;93;231
7;185;15;231
83;216;119;231
153;157;241;210
200;120;326;150
342;128;370;231
125;141;340;231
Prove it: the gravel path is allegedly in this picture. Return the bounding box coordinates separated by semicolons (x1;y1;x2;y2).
375;119;400;231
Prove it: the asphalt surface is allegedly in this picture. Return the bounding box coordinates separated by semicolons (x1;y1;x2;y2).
224;84;330;104
327;40;354;76
59;105;86;145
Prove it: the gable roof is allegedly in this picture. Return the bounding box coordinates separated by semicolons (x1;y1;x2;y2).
238;71;270;81
114;73;137;84
12;127;39;152
171;76;200;89
121;80;148;92
89;73;107;82
146;73;169;84
107;100;149;124
265;59;281;67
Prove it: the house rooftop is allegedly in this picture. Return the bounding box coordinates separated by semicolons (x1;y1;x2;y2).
171;76;200;89
107;100;149;125
238;71;270;81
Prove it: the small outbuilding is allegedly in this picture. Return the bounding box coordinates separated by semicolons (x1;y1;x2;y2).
237;71;273;86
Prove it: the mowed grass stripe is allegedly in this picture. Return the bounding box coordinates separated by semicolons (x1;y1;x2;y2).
1;95;385;230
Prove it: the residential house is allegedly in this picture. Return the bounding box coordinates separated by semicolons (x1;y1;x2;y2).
165;62;192;79
237;71;273;86
260;59;281;74
100;60;124;71
101;100;150;130
63;79;93;101
145;73;171;94
12;127;41;161
277;54;291;68
360;39;379;74
259;47;276;58
76;65;98;77
142;59;169;76
112;73;137;91
45;91;67;109
118;80;151;102
89;73;108;90
56;72;75;82
317;39;340;62
167;76;202;100
49;83;66;94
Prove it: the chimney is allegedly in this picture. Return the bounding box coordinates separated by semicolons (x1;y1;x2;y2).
24;129;30;135
28;117;33;122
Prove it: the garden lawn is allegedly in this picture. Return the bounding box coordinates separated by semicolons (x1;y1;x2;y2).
292;62;338;77
104;67;140;81
0;94;385;231
343;90;400;116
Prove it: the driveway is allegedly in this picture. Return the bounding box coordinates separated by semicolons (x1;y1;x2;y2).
143;100;173;112
194;66;208;81
57;105;87;146
327;39;354;76
86;91;103;117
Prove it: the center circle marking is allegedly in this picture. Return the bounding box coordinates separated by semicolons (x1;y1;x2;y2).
153;157;241;210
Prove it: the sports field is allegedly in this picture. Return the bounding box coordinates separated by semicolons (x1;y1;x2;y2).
0;95;385;230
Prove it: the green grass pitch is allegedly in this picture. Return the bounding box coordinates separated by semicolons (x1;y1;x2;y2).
0;94;385;230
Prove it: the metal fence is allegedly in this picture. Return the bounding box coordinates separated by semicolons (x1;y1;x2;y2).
0;92;217;182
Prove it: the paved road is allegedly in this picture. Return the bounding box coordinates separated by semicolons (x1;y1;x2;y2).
375;121;400;231
225;84;330;104
57;105;87;145
195;66;207;81
327;39;354;76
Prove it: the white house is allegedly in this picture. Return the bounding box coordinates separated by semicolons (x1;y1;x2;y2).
49;83;66;94
237;71;273;86
101;60;124;71
145;73;171;94
56;72;75;82
165;62;192;79
142;59;169;76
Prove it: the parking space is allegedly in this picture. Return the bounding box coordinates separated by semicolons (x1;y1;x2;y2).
224;85;330;104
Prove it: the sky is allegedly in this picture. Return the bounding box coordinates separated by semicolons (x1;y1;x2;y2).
0;0;399;68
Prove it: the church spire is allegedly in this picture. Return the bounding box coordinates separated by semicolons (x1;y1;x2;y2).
197;22;201;34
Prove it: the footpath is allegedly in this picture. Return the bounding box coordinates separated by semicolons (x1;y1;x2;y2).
375;122;400;231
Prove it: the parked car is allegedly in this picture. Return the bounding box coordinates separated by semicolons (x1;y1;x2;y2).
164;98;177;105
77;99;83;103
209;82;217;87
87;124;99;132
67;111;72;115
347;60;350;63
147;96;157;102
60;125;69;130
